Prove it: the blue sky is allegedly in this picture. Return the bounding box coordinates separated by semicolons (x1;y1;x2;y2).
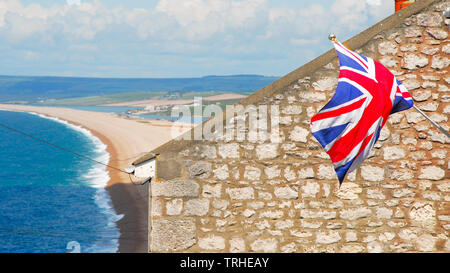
0;0;393;78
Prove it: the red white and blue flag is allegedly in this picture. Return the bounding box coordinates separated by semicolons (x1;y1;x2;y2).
310;41;413;184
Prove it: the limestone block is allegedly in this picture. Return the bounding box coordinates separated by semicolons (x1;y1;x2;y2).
404;26;422;37
431;56;449;69
378;41;398;55
279;116;292;125
300;209;336;220
290;126;309;142
299;91;327;102
312;77;337;91
376;207;393;219
421;46;439;55
316;231;341;244
400;44;417;52
317;164;336;180
340;207;372;220
212;199;229;210
438;84;449;92
188;161;211;177
152;198;162;216
202;184;222;198
336;182;362;200
418;101;438;112
379;126;390;141
390;170;414;181
443;44;450;54
398;228;421;241
213;165;229;180
284;166;297;181
298;167;315;179
414;234;436;252
401;53;428;70
367;189;386;199
226;187;255;200
275;220;294;230
419;166;445;180
274;186;298;199
218;143;240;159
389;117;403;129
199;235;225;250
403;79;420;90
201;145;217;159
151;218;196;252
256;143;279;160
244;166;261;181
379;56;398;68
264;165;281;179
242;209;255;218
282;105;302;115
184;198;210;216
422;74;441;81
409;201;436;230
301;182;320;198
345;231;358;242
412;90;431;101
417;13;443;27
379;232;396;242
250;238;278;252
426;28;448;40
230;237;245;253
259;210;284;219
281;243;297;253
341;244;365;253
406;112;426;123
437;182;450;192
367;241;383;253
429;114;447;123
166;199;183;216
393;188;415;198
152;180;199;197
383;146;406;160
361;165;385;182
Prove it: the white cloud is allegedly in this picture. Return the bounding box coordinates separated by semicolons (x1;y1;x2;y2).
366;0;381;6
67;0;81;6
0;0;394;77
290;38;320;46
331;0;368;30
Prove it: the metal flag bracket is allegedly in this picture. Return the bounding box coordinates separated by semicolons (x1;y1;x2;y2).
328;33;449;140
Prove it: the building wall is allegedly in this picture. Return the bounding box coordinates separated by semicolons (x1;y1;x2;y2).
148;0;449;253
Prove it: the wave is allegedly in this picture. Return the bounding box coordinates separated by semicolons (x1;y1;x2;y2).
0;109;123;253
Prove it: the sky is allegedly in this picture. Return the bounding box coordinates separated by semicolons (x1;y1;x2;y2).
0;0;394;78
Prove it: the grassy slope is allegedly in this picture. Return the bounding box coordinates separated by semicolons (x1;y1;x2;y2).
0;75;278;103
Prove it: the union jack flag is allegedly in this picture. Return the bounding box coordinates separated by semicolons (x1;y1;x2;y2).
310;41;413;184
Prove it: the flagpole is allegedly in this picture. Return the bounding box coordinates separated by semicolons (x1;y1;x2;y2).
412;105;450;139
328;33;449;140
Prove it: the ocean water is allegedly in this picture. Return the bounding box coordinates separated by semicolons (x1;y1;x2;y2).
0;110;121;253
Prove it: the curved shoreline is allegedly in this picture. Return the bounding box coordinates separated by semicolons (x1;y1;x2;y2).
0;104;193;253
29;111;121;252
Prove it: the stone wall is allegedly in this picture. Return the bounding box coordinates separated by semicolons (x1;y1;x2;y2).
148;0;449;253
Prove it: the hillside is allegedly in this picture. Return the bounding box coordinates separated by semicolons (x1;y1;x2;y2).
0;75;278;103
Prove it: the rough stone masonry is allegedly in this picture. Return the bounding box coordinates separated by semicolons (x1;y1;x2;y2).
147;0;449;253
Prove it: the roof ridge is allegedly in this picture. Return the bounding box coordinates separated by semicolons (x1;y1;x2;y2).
133;0;440;165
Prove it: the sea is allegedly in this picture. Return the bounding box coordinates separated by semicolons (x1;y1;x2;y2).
0;110;122;253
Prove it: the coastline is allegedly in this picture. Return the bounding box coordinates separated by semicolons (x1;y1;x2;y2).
0;104;193;253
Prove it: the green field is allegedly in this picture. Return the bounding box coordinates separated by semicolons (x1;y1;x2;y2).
37;91;169;106
36;90;247;106
0;74;278;103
